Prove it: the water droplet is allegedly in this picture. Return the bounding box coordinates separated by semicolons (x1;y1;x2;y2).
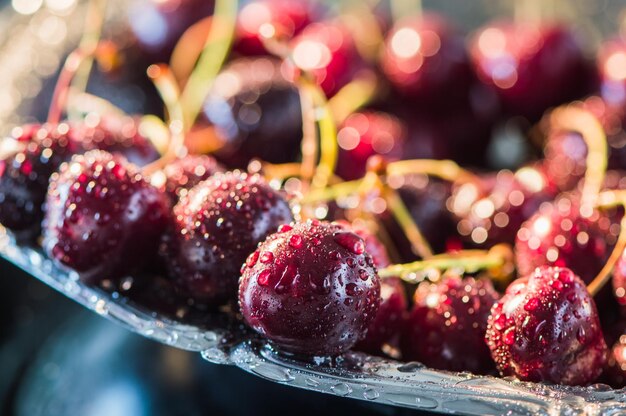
289;234;303;248
258;269;271;286
577;327;586;344
503;327;516;345
260;252;274;264
246;250;259;267
363;389;379;400
333;231;365;255
331;383;352;396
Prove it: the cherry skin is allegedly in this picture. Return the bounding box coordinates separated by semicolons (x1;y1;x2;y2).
401;276;500;374
234;0;315;56
514;194;612;284
286;20;365;97
598;37;626;107
381;14;472;109
239;220;381;356
336;111;406;181
470;21;595;120
450;166;556;249
162;171;293;306
126;0;214;63
203;57;303;168
155;155;223;203
43;150;170;285
486;267;607;385
0;124;84;240
338;221;408;356
601;333;626;388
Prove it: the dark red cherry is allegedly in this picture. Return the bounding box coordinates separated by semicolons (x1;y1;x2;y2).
486;267;607;385
402;276;500;374
598;37;626;107
203;57;303;168
239;220;381;356
601;332;626;388
43;150;170;285
336;111;406;181
381;14;472;108
163;171;293;306
0;124;82;240
155;155;223;202
338;221;408;356
126;0;214;62
450;166;556;248
514;195;612;284
285;20;366;97
470;21;595;120
234;0;315;56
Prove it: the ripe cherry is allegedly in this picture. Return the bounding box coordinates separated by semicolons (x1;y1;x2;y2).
43;150;170;285
0;124;82;240
381;14;472;109
601;333;626;388
470;21;595;120
450;166;556;248
239;220;381;356
401;276;500;374
486;267;607;385
336;111;406;181
162;171;292;306
126;0;215;63
286;20;365;97
514;195;612;284
155;154;223;202
203;57;303;167
234;0;315;56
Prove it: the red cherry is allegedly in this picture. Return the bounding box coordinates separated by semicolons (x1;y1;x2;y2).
402;276;500;374
336;111;406;181
486;267;607;385
162;171;293;306
286;20;366;97
470;21;595;120
514;195;612;284
43;150;170;285
234;0;316;56
239;220;381;356
381;14;472;108
157;155;223;202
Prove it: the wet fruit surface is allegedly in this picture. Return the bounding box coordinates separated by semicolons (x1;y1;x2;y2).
43;150;170;284
239;220;380;356
514;195;611;284
401;276;500;374
486;267;607;385
156;154;223;202
163;171;293;306
204;57;303;167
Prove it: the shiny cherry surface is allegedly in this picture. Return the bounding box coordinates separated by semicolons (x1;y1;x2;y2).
239;220;380;356
157;155;223;202
486;267;607;385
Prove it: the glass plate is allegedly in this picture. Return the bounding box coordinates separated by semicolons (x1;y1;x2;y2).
1;2;626;414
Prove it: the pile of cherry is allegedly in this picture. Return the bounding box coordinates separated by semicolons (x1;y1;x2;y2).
4;0;626;390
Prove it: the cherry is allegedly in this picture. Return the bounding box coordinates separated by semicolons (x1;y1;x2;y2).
514;195;611;284
338;221;408;356
486;267;607;385
598;37;626;107
156;154;223;202
470;21;595;120
336;111;406;181
450;166;556;248
381;14;473;109
601;332;626;388
401;276;500;374
202;57;303;168
162;171;293;306
285;20;366;97
126;0;215;63
43;150;170;285
239;220;381;356
234;0;316;56
613;252;626;309
0;124;83;240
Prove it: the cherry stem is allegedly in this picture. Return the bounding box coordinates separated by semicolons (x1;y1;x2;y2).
338;5;384;63
549;105;607;209
588;190;626;296
143;64;186;176
378;247;506;282
170;16;213;87
328;72;379;124
47;46;97;124
71;0;107;96
386;159;481;185
179;0;238;130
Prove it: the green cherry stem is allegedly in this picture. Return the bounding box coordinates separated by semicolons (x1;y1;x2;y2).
386;159;481;185
179;0;238;130
71;0;107;96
